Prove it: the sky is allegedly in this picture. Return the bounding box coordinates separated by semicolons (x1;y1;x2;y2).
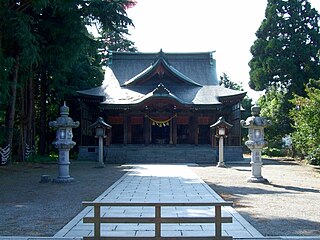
126;0;320;101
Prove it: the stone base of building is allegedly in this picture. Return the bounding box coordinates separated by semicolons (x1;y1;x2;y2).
78;145;244;164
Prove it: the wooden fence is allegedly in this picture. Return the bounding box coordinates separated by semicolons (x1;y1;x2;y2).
82;201;233;240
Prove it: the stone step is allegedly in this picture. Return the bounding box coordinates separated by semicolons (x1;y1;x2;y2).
78;144;244;164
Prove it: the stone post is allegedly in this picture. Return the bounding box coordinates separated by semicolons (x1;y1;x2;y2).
241;104;270;183
49;102;79;183
210;116;233;167
89;117;112;167
217;135;225;167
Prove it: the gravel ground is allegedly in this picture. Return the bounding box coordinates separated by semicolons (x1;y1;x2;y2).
191;158;320;237
0;158;319;237
0;162;131;236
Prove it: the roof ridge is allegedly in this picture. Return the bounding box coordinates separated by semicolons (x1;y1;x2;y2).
108;49;216;55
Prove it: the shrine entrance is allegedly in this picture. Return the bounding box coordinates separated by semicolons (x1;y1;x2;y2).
147;113;174;145
151;124;170;144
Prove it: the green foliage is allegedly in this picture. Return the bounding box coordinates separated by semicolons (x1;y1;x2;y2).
290;79;320;165
219;73;253;144
249;0;320;95
250;0;320;156
263;147;286;157
0;52;13;113
219;72;252;120
219;72;244;91
258;87;291;148
0;0;137;159
27;154;57;164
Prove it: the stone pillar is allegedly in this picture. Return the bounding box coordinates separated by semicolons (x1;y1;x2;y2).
217;136;225;167
98;136;104;167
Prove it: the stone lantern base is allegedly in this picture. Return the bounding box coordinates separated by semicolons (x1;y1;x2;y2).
53;176;74;183
247;176;269;183
216;161;226;167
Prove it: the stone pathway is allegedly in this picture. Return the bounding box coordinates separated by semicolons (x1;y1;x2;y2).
54;165;262;238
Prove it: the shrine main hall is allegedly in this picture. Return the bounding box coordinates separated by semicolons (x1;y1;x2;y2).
77;50;246;163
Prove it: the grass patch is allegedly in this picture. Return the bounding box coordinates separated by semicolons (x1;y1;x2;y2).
28;154;58;164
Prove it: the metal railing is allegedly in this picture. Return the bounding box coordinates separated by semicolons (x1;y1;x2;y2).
82;201;233;240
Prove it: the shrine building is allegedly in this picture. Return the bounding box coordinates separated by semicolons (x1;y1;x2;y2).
77;50;246;163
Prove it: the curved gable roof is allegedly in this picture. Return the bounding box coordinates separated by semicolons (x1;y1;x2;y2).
108;50;219;86
122;56;202;87
122;56;201;87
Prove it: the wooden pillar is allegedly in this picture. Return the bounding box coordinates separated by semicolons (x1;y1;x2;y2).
107;129;112;145
170;119;173;144
192;114;199;145
144;115;150;145
172;117;177;145
123;113;128;145
127;116;132;144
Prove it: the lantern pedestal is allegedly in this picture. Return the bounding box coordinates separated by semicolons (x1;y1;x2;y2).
247;150;268;183
217;136;225;167
53;149;74;183
97;136;105;168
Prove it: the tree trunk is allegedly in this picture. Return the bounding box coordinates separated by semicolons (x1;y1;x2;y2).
27;69;35;156
5;55;19;152
17;69;34;161
39;74;47;155
18;86;26;162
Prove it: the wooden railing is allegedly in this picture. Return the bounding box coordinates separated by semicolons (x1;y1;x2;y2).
82;201;233;240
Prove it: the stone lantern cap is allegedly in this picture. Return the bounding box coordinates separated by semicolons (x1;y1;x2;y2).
49;102;80;129
89;117;112;129
210;116;233;129
240;104;271;128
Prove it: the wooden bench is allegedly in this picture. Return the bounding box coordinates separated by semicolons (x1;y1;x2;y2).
82;201;233;240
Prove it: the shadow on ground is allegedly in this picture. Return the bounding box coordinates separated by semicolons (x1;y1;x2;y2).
239;214;320;236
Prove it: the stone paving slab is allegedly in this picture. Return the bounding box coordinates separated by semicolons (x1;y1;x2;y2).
53;164;263;239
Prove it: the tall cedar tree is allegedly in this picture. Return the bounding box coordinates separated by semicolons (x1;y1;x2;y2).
248;0;320;145
249;0;320;94
0;0;136;161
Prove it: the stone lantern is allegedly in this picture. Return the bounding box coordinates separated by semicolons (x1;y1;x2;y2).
210;116;233;167
89;117;112;167
49;102;79;183
240;104;270;183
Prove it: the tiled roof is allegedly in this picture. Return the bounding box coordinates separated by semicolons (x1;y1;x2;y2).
122;56;202;87
77;50;246;106
108;51;219;86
